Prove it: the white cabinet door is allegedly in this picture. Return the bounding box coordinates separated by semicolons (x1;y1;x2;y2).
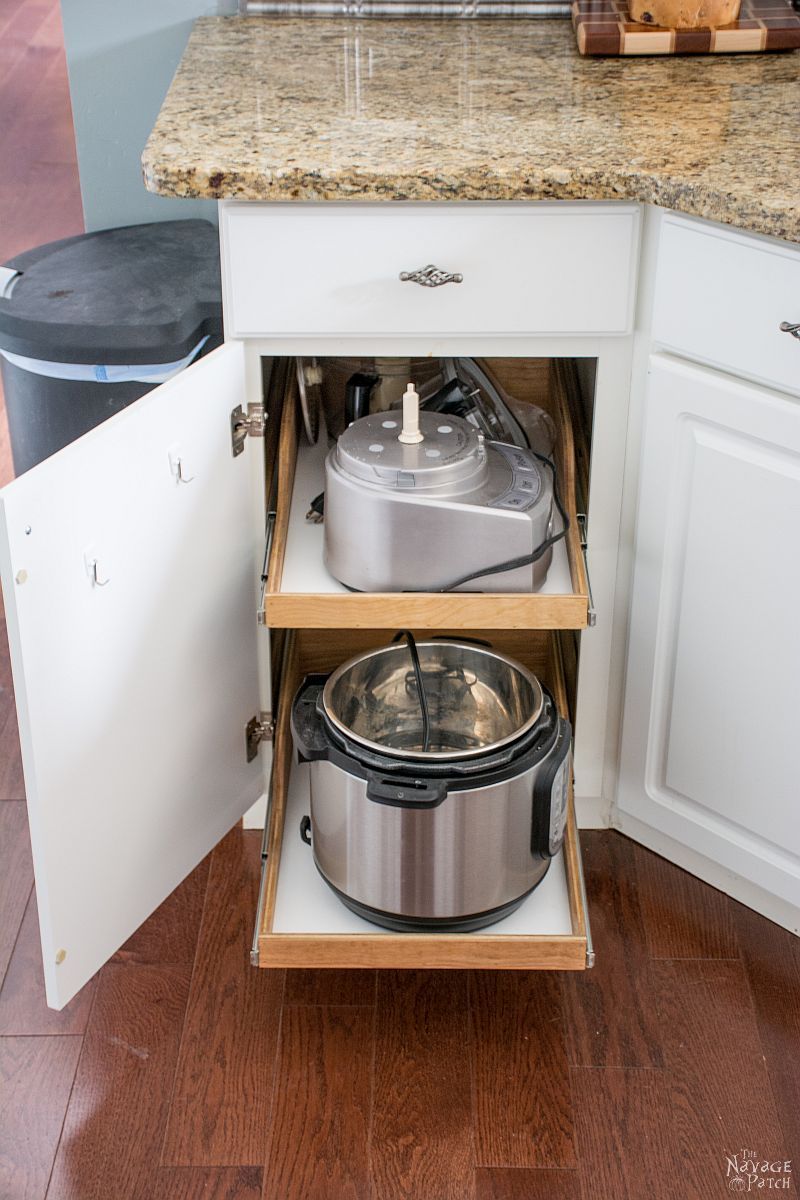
618;353;800;928
0;342;266;1008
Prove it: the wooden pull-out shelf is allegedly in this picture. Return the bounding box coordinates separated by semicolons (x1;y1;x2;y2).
262;360;590;631
254;628;592;972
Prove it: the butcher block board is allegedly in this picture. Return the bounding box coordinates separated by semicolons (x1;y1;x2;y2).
573;0;800;53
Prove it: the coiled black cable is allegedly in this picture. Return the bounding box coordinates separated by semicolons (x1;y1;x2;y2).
437;449;570;593
391;630;431;753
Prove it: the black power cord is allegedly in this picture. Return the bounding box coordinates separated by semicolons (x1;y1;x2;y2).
437;449;570;593
391;630;431;753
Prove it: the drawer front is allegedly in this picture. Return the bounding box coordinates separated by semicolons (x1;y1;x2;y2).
653;216;800;397
221;203;639;339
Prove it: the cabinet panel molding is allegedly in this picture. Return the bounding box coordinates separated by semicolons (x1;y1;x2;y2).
618;353;800;927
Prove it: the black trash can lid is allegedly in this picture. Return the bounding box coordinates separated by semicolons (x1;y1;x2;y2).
0;220;222;365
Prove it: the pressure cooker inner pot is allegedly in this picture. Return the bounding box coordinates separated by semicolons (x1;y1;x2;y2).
322;641;543;761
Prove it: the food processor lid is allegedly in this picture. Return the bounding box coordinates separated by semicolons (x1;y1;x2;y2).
333;409;488;491
321;640;545;763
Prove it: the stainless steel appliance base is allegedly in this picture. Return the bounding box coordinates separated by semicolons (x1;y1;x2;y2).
317;859;551;932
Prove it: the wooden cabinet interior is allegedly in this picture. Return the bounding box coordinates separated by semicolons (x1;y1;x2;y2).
261;358;592;631
255;626;589;971
251;355;595;971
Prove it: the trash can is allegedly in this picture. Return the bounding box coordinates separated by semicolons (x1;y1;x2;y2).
0;220;223;474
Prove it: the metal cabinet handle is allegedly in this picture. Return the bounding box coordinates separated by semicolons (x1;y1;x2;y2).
779;321;800;341
399;264;464;288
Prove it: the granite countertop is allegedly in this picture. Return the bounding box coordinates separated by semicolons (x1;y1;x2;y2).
142;16;800;243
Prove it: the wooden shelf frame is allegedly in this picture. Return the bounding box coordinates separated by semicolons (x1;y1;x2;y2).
255;628;590;971
261;360;590;631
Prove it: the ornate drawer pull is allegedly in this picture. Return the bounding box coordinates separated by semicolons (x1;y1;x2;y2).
779;321;800;340
399;264;464;288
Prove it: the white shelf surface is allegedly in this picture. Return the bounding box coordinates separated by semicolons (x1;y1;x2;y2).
279;435;575;596
272;761;573;937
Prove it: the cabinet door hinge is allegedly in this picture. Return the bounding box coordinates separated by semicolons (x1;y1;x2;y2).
246;712;274;762
231;403;267;458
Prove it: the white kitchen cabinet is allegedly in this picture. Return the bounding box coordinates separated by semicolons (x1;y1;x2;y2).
0;338;598;1010
7;200;796;1012
617;352;800;931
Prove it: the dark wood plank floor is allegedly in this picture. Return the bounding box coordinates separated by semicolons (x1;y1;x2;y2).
1;3;799;1198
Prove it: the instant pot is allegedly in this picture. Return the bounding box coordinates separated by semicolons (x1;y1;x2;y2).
291;637;572;932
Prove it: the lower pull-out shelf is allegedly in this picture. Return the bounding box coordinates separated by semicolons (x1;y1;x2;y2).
252;628;593;971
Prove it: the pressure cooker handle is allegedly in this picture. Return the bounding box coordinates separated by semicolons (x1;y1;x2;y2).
366;773;448;810
291;675;331;762
531;717;573;859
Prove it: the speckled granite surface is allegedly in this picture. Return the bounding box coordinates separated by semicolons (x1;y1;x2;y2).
142;16;800;243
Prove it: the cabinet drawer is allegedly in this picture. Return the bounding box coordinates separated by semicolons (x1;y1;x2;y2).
221;203;639;339
653;216;800;397
253;628;592;971
262;358;591;631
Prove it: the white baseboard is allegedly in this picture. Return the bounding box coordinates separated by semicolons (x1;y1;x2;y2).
575;794;612;829
614;811;800;936
243;792;268;830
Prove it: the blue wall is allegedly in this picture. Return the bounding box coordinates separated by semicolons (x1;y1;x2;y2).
60;1;234;231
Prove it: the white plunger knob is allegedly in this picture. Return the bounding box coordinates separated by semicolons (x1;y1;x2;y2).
398;383;424;444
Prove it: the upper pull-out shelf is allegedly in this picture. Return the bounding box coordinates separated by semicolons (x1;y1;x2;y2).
262;360;591;631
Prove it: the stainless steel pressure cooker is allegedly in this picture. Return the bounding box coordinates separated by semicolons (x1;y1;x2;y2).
323;391;560;593
291;637;572;932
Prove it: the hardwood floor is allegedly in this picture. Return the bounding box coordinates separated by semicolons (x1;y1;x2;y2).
1;3;799;1198
470;972;575;1170
4;825;797;1200
160;829;285;1169
263;1004;373;1199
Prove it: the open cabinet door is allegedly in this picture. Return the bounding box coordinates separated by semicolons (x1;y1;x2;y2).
0;342;266;1008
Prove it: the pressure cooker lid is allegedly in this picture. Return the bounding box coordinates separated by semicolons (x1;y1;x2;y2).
334;410;487;491
321;640;544;762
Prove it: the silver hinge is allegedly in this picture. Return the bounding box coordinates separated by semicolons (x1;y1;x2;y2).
576;513;597;628
246;712;274;762
231;403;267;458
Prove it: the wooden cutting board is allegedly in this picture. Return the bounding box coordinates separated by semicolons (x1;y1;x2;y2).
573;0;800;53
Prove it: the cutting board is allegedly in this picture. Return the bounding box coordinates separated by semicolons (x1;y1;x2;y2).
573;0;800;53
